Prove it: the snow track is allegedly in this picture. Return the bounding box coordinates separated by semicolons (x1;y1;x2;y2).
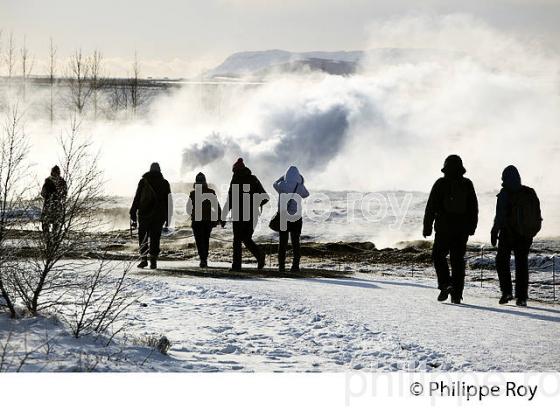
123;263;560;372
3;262;559;372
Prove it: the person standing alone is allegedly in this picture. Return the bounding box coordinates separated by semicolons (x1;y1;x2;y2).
41;165;68;240
423;155;479;304
130;162;172;269
491;165;542;307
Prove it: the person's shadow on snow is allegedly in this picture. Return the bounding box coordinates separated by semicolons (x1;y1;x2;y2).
448;303;560;324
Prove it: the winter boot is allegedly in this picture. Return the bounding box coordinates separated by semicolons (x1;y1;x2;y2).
516;298;527;307
137;257;148;269
499;294;514;305
290;264;300;273
451;296;462;304
200;259;208;268
150;257;157;269
437;286;452;302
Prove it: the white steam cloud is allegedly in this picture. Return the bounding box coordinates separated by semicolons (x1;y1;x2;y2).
8;14;560;241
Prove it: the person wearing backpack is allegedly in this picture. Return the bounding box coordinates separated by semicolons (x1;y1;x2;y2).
130;162;172;269
223;158;269;272
423;155;479;304
187;172;225;268
272;166;310;272
491;165;542;307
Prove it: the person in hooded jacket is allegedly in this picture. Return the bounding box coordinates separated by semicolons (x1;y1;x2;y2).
187;172;225;268
423;155;479;304
273;166;310;272
223;158;269;271
130;162;172;269
41;165;68;238
491;165;541;307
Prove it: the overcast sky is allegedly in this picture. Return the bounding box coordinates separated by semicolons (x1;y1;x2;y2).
1;0;559;77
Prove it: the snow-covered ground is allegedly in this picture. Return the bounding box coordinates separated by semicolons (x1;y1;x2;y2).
2;261;559;372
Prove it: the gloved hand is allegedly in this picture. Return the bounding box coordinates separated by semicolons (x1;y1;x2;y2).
491;228;499;247
423;226;432;238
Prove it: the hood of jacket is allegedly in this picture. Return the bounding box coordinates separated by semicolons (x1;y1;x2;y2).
284;166;303;184
501;165;522;191
441;154;466;178
143;170;164;180
233;166;252;179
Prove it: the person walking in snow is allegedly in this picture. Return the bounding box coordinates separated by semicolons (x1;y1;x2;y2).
187;172;225;268
130;162;172;269
41;165;68;239
223;158;269;272
423;155;479;304
491;165;542;307
272;166;309;272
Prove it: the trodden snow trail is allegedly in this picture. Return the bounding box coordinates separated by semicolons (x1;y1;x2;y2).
123;262;560;372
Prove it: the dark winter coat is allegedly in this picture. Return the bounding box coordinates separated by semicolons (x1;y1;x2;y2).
226;167;269;223
40;176;68;223
188;184;222;224
423;173;479;236
130;171;172;224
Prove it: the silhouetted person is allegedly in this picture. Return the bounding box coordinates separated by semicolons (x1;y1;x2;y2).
423;155;478;304
273;166;309;272
491;165;542;307
41;165;68;239
187;172;225;268
130;162;172;269
224;158;269;272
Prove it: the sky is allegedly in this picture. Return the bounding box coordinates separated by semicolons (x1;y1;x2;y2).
1;0;559;77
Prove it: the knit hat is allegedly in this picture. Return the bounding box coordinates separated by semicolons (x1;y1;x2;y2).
195;172;207;184
232;158;245;172
150;162;161;173
51;165;61;176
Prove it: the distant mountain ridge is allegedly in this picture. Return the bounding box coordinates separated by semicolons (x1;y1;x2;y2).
204;48;462;79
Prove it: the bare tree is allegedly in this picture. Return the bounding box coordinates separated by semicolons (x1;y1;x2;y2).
48;38;57;124
0;104;30;319
68;49;91;115
89;50;103;120
20;36;34;100
129;51;140;116
5;31;15;80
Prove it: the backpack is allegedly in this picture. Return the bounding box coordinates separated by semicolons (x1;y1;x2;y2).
443;180;468;214
509;187;542;238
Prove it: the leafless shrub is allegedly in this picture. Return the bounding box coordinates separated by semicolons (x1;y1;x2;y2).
0;104;30;319
9;116;104;315
0;328;55;372
62;258;138;339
